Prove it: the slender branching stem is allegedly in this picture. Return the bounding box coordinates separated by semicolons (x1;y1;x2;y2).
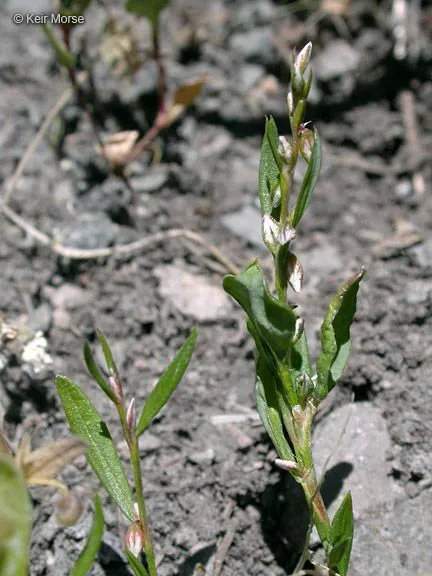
117;402;157;576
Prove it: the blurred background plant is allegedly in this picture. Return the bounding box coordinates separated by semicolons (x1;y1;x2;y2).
42;0;206;199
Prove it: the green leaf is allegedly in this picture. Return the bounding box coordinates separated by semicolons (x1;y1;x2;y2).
329;492;354;576
125;0;170;24
329;537;353;569
60;0;93;16
258;117;281;216
70;494;104;576
291;330;312;380
83;342;117;404
56;376;135;521
97;331;120;379
0;456;32;576
41;24;76;70
126;551;149;576
136;328;198;436
255;358;294;460
291;129;322;228
316;269;365;401
223;262;297;362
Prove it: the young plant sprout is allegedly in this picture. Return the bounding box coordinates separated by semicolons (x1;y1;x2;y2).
223;42;364;575
56;328;197;576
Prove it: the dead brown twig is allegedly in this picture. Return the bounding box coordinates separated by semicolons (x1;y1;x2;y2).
398;89;425;195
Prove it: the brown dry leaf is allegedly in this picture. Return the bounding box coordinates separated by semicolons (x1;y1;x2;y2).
101;130;139;171
174;77;207;106
14;434;86;488
165;77;207;126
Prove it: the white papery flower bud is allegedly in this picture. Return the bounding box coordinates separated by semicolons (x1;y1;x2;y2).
295;42;312;74
261;215;279;252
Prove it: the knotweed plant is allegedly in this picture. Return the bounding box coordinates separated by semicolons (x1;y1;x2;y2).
223;43;364;576
0;328;197;576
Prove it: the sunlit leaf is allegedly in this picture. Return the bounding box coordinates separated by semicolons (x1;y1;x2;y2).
316;269;365;401
97;331;120;379
84;342;117;403
136;328;198;436
258;117;281;216
0;456;32;576
223;262;297;361
291;129;321;228
70;494;104;576
329;492;354;576
56;376;135;521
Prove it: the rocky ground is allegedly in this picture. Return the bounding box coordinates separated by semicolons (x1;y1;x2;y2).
1;0;432;575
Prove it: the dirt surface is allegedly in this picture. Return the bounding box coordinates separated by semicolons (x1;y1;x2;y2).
1;1;431;575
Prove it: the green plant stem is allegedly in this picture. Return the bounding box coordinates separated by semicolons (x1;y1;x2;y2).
129;434;157;576
117;404;157;576
152;18;166;114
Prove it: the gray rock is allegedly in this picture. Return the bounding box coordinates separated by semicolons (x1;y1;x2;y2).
188;448;215;466
59;212;116;250
221;205;263;248
45;284;92;311
409;237;432;268
129;169;169;193
26;303;52;334
7;0;51;12
154;264;232;322
304;242;343;282
236;64;265;91
314;40;361;81
350;489;432;576
232;0;275;29
312;403;402;518
229;27;275;68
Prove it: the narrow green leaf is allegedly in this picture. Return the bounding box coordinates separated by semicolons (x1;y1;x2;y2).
56;376;135;521
70;494;104;576
255;359;294;460
136;328;198;436
329;537;353;569
316;269;365;401
0;456;32;576
83;342;117;404
329;492;354;576
126;551;149;576
223;262;297;362
291;129;322;228
41;24;76;70
125;0;170;24
258;117;281;216
291;330;312;379
97;331;120;379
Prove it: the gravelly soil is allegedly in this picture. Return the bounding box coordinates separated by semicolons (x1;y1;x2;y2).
1;1;431;575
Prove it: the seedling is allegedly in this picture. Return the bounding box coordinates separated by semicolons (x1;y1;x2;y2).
42;0;206;182
223;43;364;575
54;327;197;575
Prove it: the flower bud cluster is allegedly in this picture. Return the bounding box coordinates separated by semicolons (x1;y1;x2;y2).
289;42;313;131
